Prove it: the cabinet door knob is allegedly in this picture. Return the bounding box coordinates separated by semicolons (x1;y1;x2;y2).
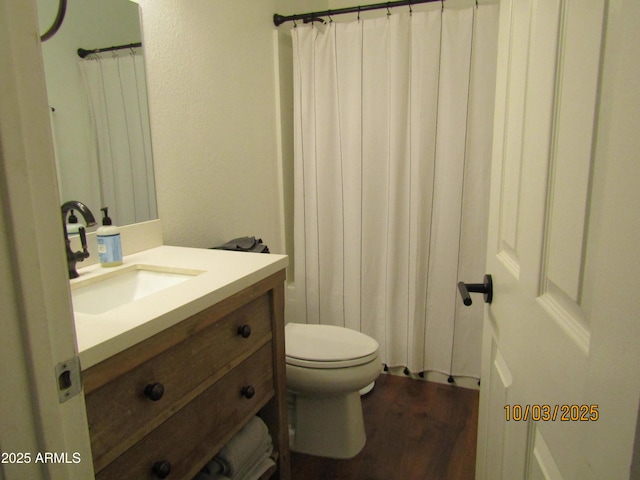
237;324;252;338
144;383;165;401
241;385;255;399
152;460;171;478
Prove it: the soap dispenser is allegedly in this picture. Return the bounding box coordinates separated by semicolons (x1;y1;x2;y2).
96;207;122;267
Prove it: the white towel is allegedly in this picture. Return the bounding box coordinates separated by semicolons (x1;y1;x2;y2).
199;458;224;476
192;470;230;480
229;440;273;480
209;417;271;477
234;456;276;480
211;436;272;478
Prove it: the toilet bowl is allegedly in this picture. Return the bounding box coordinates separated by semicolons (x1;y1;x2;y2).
285;323;381;459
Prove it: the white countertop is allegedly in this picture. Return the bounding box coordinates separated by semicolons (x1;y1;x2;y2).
72;245;288;369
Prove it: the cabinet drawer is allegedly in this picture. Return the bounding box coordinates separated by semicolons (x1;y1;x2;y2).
96;343;274;480
86;293;272;469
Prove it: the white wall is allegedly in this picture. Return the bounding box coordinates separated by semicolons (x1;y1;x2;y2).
137;0;325;255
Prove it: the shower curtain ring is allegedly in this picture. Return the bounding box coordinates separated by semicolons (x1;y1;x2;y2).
387;3;391;17
357;6;361;22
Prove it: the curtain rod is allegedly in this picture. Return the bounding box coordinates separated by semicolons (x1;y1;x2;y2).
273;0;441;26
77;42;142;59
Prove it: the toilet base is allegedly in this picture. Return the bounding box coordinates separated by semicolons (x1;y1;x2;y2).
290;391;366;459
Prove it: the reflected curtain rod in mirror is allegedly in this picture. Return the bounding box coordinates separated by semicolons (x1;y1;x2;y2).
78;42;142;59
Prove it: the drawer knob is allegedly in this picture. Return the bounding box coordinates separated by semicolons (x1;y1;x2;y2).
152;460;171;478
237;324;252;338
241;385;255;399
144;383;165;401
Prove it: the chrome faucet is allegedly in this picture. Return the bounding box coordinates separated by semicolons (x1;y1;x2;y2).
62;201;97;279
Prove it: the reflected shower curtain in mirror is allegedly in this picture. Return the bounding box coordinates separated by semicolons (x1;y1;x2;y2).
292;6;498;379
79;52;157;226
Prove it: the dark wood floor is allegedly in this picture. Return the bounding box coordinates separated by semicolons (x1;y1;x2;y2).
290;373;479;480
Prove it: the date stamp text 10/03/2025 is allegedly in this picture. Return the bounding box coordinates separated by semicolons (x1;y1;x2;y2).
504;404;599;422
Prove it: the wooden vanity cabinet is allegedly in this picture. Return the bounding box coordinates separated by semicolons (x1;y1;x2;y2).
82;270;290;480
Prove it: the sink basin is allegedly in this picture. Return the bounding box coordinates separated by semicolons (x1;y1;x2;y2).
71;264;204;315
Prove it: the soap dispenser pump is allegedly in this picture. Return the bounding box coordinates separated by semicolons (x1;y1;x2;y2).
96;207;122;267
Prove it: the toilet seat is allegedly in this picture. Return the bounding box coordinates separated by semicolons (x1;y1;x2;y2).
285;323;379;369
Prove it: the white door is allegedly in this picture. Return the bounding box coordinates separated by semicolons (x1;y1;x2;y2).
474;0;640;479
0;1;94;479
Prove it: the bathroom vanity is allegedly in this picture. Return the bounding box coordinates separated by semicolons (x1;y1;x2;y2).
73;246;290;480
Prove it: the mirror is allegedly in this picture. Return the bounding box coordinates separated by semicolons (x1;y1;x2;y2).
37;0;157;227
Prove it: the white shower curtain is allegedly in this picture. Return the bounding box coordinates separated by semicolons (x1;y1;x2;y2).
79;51;157;226
292;6;498;379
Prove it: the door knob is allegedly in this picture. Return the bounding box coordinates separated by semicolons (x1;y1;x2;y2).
457;274;493;306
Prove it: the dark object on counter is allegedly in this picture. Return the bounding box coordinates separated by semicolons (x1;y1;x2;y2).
212;236;269;254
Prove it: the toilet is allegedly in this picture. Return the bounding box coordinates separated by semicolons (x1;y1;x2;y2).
285;323;381;459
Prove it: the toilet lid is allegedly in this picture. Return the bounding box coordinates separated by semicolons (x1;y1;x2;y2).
285;323;379;369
